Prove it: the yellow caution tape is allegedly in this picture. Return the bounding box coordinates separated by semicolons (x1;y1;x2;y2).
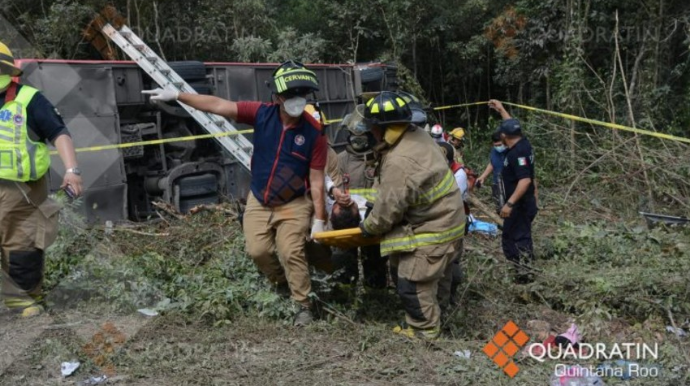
430;100;689;144
500;102;690;144
52;99;689;155
433;101;489;111
50;129;255;155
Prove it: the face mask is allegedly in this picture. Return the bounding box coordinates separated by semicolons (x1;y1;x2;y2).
0;75;11;91
494;145;507;153
283;96;307;117
383;124;408;145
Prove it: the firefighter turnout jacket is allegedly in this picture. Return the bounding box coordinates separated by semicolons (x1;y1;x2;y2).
362;126;466;256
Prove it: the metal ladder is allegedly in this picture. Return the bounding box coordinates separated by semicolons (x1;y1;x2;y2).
101;23;253;171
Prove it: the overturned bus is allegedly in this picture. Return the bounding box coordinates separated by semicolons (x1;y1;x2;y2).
17;59;398;223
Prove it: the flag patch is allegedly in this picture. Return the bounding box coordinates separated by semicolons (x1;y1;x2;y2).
518;157;527;166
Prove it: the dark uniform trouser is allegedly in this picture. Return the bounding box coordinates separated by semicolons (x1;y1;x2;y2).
390;239;462;330
331;244;388;289
0;177;60;309
501;195;538;269
437;239;463;311
491;184;502;213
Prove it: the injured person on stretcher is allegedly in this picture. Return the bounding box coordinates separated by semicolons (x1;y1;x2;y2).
306;188;369;274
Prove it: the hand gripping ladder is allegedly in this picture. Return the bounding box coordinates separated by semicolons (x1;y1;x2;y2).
101;23;253;170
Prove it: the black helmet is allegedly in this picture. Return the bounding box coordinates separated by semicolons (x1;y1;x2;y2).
364;91;412;127
437;142;455;166
269;60;319;95
397;91;427;126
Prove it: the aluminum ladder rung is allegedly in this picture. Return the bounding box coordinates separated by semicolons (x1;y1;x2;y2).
100;22;253;171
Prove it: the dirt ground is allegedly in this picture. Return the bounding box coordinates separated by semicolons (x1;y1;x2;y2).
1;296;687;386
1;194;689;385
0;306;491;386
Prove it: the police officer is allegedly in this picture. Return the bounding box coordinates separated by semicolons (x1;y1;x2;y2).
489;99;538;283
144;60;328;326
0;41;83;317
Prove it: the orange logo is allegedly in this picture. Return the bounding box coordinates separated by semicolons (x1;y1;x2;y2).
483;320;530;378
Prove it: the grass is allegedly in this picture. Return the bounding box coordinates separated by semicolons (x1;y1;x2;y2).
0;187;689;385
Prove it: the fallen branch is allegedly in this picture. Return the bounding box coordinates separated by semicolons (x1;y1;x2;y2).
152;201;185;220
189;204;238;217
113;228;170;237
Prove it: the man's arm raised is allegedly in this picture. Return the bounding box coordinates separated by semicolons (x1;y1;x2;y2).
142;88;238;120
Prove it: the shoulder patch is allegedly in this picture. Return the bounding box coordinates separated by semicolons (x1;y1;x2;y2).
518;157;527;166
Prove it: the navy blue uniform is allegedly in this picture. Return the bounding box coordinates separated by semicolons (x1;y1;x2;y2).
500;137;538;269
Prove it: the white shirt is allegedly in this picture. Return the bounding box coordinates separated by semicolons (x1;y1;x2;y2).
454;168;469;201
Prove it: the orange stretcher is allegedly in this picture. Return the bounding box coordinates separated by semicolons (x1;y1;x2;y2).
312;227;380;249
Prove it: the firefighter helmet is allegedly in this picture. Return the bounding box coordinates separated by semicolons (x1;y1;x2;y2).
345;104;377;157
397;91;427;126
0;42;22;77
430;124;444;139
364;91;412;127
449;127;465;141
269;60;319;95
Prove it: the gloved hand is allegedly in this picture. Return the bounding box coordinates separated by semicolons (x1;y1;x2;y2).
309;219;326;242
359;222;373;238
142;87;179;102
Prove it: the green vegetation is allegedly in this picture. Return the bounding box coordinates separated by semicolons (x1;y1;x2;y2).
0;0;689;384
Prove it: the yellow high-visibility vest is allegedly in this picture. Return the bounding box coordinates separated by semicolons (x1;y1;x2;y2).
0;84;50;181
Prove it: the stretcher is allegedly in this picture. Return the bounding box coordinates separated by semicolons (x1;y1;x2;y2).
313;227;381;249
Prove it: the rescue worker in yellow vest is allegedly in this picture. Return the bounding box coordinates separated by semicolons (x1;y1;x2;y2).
359;92;465;339
0;41;82;317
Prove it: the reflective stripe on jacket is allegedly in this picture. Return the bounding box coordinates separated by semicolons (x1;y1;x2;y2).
0;83;49;182
362;126;466;255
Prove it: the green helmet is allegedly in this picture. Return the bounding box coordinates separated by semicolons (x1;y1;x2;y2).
270;60;319;95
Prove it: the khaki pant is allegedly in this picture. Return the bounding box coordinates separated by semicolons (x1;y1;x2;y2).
390;239;462;329
243;193;313;307
0;177;60;309
437;239;464;311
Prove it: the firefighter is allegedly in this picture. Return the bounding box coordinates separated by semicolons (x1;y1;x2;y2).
0;41;83;317
144;60;327;326
335;104;387;288
489;99;538;283
359;92;465;339
436;142;468;313
448;127;466;165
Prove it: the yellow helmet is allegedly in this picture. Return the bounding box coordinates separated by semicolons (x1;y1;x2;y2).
0;42;23;77
449;127;465;141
